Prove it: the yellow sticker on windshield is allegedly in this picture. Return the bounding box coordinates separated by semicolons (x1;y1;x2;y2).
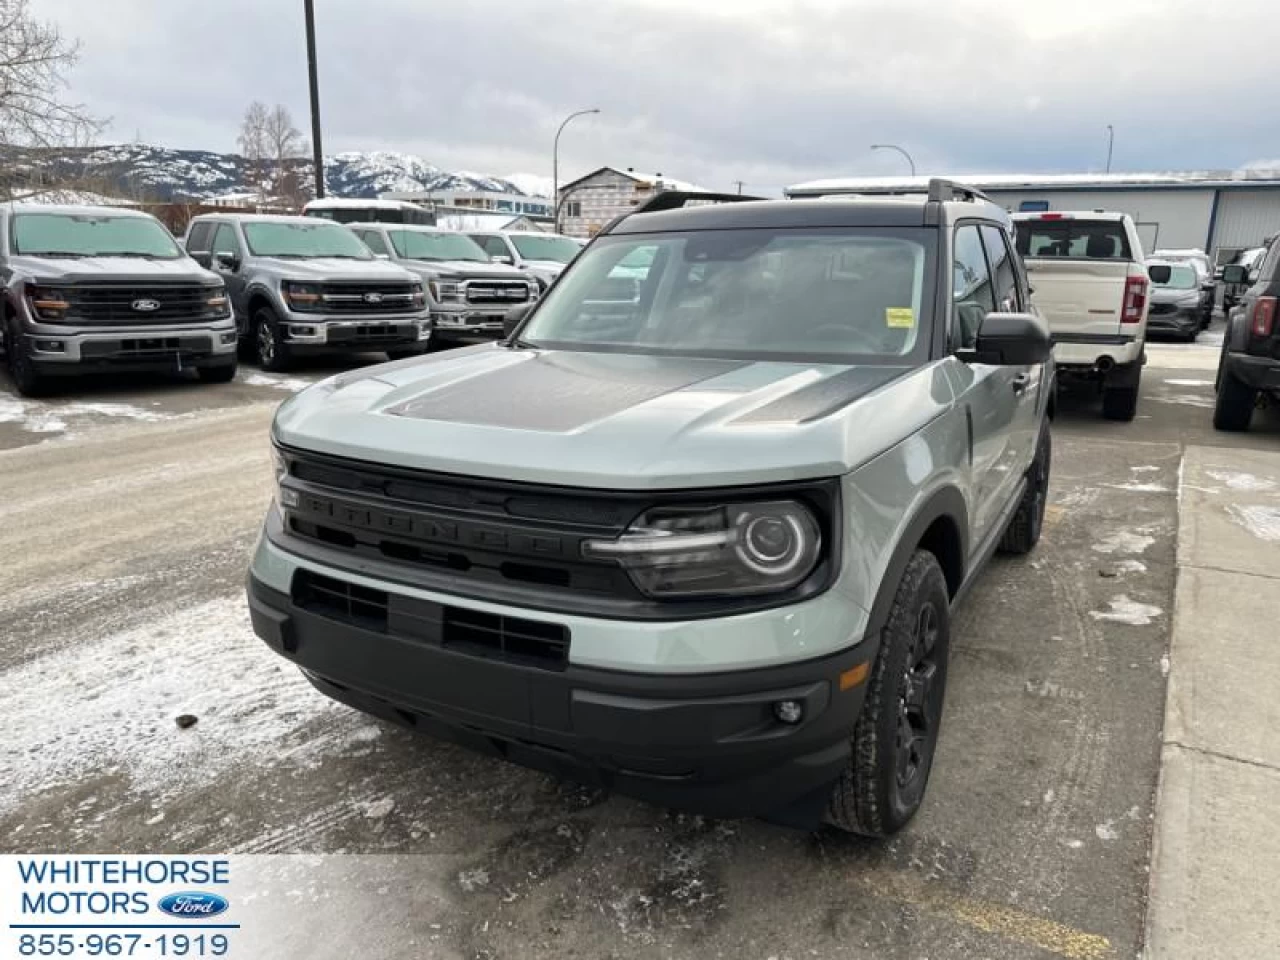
886;307;915;329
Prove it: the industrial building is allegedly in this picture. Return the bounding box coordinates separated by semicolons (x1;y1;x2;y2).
786;172;1280;262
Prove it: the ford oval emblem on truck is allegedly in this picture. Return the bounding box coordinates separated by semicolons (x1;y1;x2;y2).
157;892;229;918
132;298;161;312
363;292;384;304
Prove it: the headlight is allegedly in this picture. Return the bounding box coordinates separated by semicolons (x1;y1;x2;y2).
410;282;426;309
527;280;541;301
583;500;822;599
25;283;72;321
428;279;463;303
206;281;230;316
282;281;322;311
271;446;298;509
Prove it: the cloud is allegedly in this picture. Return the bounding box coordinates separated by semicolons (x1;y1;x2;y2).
37;0;1280;193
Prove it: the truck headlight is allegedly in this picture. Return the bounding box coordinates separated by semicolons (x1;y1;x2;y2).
583;500;822;598
283;281;322;312
411;282;426;309
428;279;463;303
206;281;230;317
25;283;72;321
271;446;298;509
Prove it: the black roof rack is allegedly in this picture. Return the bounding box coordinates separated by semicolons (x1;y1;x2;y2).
631;190;768;215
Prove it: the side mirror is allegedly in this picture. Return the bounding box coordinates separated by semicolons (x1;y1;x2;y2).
1222;264;1248;284
190;251;212;268
1148;264;1172;284
493;254;514;265
961;312;1052;366
503;303;532;338
215;251;241;272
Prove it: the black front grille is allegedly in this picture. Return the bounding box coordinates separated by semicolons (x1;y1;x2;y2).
53;284;223;324
321;283;416;313
291;569;569;669
1149;303;1176;315
325;323;415;343
465;282;530;306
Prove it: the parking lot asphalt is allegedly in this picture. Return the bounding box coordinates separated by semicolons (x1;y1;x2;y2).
2;330;1277;959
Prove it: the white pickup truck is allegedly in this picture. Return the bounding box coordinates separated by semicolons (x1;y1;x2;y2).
1013;211;1149;420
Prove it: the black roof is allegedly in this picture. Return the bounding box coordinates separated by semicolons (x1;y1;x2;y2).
608;197;976;234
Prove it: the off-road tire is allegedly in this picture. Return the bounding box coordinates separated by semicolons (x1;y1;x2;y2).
999;422;1051;555
4;319;50;397
254;307;293;372
825;551;951;837
1213;367;1257;432
196;362;237;384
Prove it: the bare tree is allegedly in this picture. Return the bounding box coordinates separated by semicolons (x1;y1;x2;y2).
262;104;309;206
237;100;270;202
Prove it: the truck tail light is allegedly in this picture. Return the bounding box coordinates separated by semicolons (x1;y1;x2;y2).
1252;296;1277;337
1121;275;1148;324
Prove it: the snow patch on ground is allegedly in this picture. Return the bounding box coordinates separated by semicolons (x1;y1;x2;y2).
1206;470;1277;493
1095;821;1119;841
1149;394;1215;409
1131;465;1161;473
1162;378;1213;387
0;397;174;435
1226;505;1280;542
0;595;373;816
1090;595;1163;626
1093;530;1157;555
239;372;315;393
1113;559;1148;574
1104;482;1169;493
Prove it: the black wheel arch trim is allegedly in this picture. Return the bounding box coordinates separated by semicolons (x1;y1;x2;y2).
866;486;969;638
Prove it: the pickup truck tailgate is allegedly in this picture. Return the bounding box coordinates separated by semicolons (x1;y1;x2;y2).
1025;259;1131;337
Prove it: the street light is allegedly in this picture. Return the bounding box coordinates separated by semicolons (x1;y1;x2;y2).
871;143;917;177
1106;125;1115;174
304;0;325;198
553;108;600;233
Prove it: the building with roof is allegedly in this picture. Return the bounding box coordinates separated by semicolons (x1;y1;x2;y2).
380;189;553;222
556;166;707;238
433;212;546;233
786;171;1280;262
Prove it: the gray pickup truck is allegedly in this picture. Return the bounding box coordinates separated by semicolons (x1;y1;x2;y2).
1;204;237;396
347;224;539;345
247;181;1053;836
185;214;430;371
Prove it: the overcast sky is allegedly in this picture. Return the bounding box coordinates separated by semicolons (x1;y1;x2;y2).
39;0;1280;194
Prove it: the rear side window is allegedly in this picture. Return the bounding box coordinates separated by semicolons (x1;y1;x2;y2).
1015;220;1132;261
980;225;1022;313
953;225;995;349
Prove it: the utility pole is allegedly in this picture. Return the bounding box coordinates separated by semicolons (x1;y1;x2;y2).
304;0;326;198
732;180;745;195
1105;125;1115;174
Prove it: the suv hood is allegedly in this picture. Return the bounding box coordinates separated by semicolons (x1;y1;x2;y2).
1151;285;1200;305
398;260;531;281
274;347;946;489
262;257;416;282
10;254;218;283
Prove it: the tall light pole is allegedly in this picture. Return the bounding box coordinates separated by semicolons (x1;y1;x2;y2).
304;0;325;198
871;143;916;176
553;108;599;233
1105;125;1115;174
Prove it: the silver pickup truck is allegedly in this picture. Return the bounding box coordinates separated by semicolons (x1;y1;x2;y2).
247;181;1054;836
185;214;431;371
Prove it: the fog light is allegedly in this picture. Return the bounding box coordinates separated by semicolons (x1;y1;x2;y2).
279;487;300;509
34;340;65;353
220;332;237;345
290;324;317;337
773;700;804;725
418;323;432;341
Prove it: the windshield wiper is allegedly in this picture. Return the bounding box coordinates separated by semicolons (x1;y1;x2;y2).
94;251;170;259
321;254;367;260
18;250;88;258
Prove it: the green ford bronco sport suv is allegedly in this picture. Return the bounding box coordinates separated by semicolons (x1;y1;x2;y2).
248;180;1054;836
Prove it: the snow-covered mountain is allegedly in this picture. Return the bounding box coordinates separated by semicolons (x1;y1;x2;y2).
0;143;552;202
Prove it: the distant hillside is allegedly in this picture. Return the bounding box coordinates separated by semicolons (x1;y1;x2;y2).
0;143;550;203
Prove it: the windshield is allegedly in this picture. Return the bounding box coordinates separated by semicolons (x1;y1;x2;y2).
1015;220;1132;260
242;221;373;259
389;230;489;262
520;228;934;363
1150;264;1198;289
510;234;582;264
12;213;182;259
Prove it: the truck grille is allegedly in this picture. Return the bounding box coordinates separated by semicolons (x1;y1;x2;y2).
51;284;223;324
1149;303;1176;315
321;283;417;313
464;281;530;306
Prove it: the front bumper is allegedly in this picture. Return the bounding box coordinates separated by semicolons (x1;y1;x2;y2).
247;534;873;823
1146;306;1200;336
430;309;509;341
22;318;237;373
277;312;430;354
1224;351;1280;392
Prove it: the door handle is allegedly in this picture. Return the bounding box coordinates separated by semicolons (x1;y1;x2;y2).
1011;373;1031;395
